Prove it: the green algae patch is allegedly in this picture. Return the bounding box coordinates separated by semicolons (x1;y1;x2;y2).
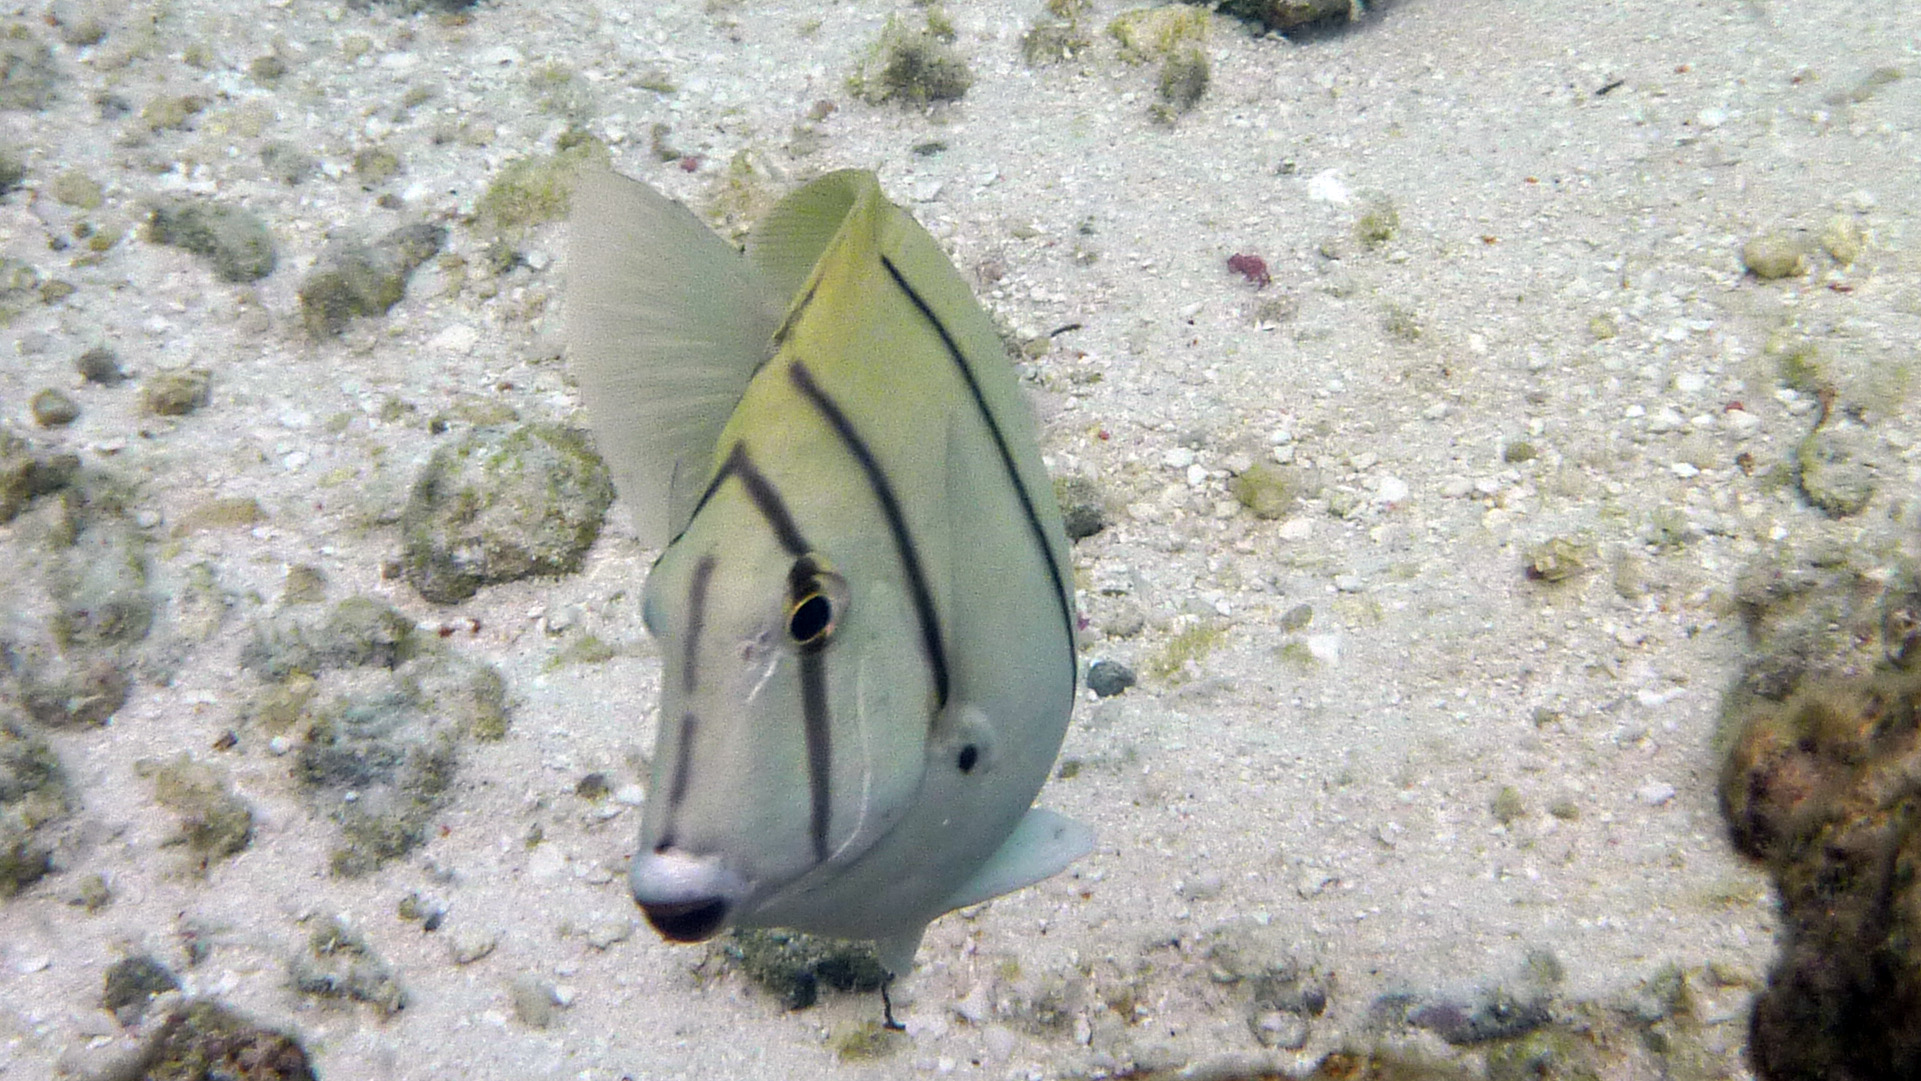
1230;463;1300;520
143;755;254;872
474;133;610;244
1146;621;1227;683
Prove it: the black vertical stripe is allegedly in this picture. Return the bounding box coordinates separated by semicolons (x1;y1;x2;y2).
788;361;951;711
772;278;822;348
683;555;716;693
684;444;811;558
878;255;1078;694
667;712;697;810
663;555;717;821
797;650;831;862
723;445;810;557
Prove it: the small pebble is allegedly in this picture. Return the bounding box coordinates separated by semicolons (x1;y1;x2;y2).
1819;215;1863;265
1086;659;1137;698
143;369;212;416
450;930;499;965
1252;1010;1311;1050
31;388;79;427
1179;871;1224;900
511;975;558;1028
1742;233;1807;280
76;346;126;385
583;918;633;949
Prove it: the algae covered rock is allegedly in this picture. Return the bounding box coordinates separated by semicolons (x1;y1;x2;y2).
143;754;254;871
292;916;406;1013
0;429;78;523
238;593;507;874
1204;0;1356;33
474;133;610;246
49;516;154;650
1718;560;1921;1081
1741;231;1808;280
141;368;213;416
242;595;419;681
297;222;445;337
268;638;507;874
295;682;459;877
1230;463;1299;520
1795;413;1878;518
0;24;59;111
401;423;613;604
1720;668;1921;1081
0;714;72;896
137;999;316;1080
720;928;888;1011
1109;6;1211;119
146;198;278;282
29;388;78;427
1055;474;1109;540
234;589;511;864
0;463;147;730
102;954;180;1023
849;14;974;106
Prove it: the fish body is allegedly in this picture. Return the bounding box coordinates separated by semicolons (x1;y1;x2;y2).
567;169;1092;974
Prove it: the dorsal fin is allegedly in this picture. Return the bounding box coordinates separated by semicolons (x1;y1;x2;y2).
565;170;784;547
745;170;872;307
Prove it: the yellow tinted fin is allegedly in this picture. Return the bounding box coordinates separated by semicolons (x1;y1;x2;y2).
566;170;784;547
745;170;871;310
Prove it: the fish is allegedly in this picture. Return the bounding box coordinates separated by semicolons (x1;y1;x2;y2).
565;167;1094;977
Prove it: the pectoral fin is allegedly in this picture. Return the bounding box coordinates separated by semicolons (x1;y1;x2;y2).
940;808;1095;913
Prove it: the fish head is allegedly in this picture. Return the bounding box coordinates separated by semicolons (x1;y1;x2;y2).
627;475;938;944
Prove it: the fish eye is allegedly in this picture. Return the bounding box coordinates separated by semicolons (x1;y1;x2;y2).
784;555;848;649
788;592;834;644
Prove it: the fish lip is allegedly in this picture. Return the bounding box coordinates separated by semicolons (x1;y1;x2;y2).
630;848;746;943
638;898;733;942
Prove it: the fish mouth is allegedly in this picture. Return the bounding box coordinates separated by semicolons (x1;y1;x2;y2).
629;847;747;943
639;898;732;942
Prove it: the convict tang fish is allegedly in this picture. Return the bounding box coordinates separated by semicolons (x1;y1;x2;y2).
565;168;1093;976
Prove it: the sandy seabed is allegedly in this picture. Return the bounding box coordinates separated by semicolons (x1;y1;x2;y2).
3;0;1919;1078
